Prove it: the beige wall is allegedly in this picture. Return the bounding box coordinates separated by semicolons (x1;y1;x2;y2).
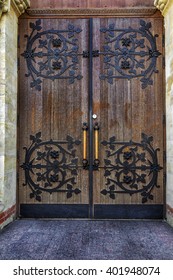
154;0;173;226
0;0;30;229
0;5;18;228
163;0;173;226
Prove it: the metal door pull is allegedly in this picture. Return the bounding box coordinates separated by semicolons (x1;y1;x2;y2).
93;122;100;168
82;123;88;168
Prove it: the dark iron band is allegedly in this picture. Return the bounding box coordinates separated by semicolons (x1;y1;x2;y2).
20;204;89;218
94;204;164;219
89;18;94;219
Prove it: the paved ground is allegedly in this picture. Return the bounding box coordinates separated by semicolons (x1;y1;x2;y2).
0;220;173;259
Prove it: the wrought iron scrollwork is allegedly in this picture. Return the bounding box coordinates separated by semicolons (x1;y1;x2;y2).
21;132;82;202
82;50;100;58
101;133;162;203
21;19;83;91
100;20;161;89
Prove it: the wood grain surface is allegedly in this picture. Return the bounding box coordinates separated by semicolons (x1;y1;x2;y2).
18;14;164;218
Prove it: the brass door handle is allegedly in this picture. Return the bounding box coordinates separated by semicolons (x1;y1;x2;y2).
94;122;100;168
82;123;88;168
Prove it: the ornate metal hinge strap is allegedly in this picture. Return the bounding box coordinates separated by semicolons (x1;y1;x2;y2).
82;50;100;58
21;19;83;91
100;20;161;89
20;132;82;202
101;133;162;203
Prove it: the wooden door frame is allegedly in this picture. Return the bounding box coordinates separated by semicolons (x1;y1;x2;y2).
23;7;159;18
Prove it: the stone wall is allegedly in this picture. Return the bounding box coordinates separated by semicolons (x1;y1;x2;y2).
164;0;173;226
0;0;30;229
154;0;173;226
0;5;18;228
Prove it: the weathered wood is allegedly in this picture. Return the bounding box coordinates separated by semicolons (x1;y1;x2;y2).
30;0;155;9
18;14;164;218
18;18;89;209
92;17;164;207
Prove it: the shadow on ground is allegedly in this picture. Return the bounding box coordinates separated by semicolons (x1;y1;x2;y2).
0;220;173;259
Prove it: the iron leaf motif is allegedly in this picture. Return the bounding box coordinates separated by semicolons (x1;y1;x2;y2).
101;133;162;203
21;20;83;90
21;133;82;201
100;20;161;89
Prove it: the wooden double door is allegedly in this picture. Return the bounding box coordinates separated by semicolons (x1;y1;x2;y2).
18;16;164;219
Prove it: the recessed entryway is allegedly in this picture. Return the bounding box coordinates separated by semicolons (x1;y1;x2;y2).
18;15;165;219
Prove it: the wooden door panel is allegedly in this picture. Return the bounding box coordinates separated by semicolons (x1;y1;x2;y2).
18;18;89;217
92;17;164;217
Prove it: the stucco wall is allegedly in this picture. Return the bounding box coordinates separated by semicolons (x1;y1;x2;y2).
0;5;18;228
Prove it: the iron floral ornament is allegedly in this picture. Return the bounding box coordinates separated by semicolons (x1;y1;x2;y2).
21;132;82;202
101;133;162;203
21;19;83;91
100;20;161;89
